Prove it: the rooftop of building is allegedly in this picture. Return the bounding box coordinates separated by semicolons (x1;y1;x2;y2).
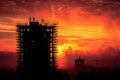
17;18;58;27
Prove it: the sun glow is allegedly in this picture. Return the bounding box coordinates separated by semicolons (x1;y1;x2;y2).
57;42;87;56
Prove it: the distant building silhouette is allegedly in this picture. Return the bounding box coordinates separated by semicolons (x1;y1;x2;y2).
16;18;57;80
75;58;85;73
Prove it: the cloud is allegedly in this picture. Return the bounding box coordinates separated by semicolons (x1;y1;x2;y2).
57;46;120;70
0;0;120;18
0;51;16;69
0;32;15;39
0;0;52;17
58;0;120;19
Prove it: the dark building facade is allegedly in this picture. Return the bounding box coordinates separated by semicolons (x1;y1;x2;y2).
75;58;85;73
16;18;57;80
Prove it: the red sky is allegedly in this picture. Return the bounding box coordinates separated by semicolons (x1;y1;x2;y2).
0;0;120;69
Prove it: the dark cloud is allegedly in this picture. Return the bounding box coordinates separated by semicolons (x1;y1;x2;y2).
73;0;120;18
96;47;120;68
0;0;120;18
58;47;120;70
0;1;29;17
0;0;51;17
0;51;16;69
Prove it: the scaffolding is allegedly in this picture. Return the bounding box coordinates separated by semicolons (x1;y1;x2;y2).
16;18;57;80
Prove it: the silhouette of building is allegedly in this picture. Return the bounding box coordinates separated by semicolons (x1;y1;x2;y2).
75;58;85;73
16;18;57;80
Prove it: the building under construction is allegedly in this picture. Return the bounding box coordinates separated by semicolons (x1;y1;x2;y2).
16;18;57;80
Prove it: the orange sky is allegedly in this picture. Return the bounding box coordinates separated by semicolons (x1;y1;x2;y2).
0;0;120;69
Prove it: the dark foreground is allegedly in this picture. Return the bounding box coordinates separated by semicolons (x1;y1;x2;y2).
0;68;120;80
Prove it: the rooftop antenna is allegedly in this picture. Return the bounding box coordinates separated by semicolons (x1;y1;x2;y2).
30;18;31;22
33;18;35;22
42;18;44;23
